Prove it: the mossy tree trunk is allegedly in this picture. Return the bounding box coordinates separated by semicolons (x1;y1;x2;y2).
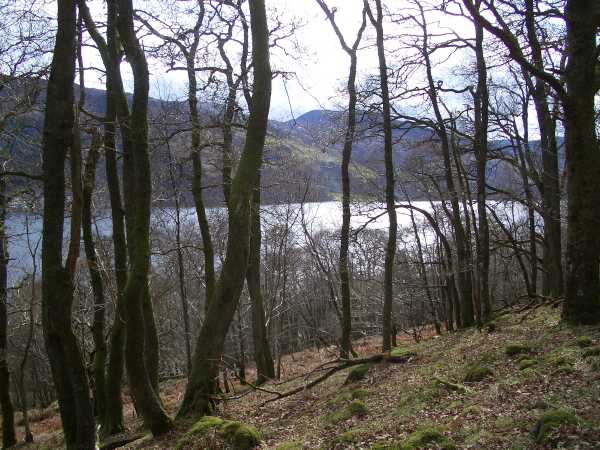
178;0;272;418
78;0;127;435
115;0;172;435
41;1;96;447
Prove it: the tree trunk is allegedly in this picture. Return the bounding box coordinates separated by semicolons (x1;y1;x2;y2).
78;0;127;435
366;0;398;351
562;0;600;324
0;175;16;449
246;180;275;384
177;0;272;418
41;1;96;447
81;132;107;421
524;0;563;299
472;4;491;321
116;0;172;435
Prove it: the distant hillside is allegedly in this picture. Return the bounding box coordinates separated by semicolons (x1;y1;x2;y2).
1;82;561;206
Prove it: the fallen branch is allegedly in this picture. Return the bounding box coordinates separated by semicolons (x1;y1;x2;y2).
261;352;415;405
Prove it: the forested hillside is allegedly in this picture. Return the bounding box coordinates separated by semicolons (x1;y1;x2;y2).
0;0;598;449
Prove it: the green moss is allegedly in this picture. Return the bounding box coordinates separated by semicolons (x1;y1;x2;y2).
176;416;224;449
220;421;261;449
590;358;600;371
345;363;373;384
532;409;578;442
176;416;260;450
582;346;600;358
464;365;493;382
275;442;303;450
399;426;457;450
327;400;368;424
518;358;538;370
576;336;593;348
505;344;531;356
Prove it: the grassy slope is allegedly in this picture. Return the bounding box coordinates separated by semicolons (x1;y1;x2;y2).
6;305;600;449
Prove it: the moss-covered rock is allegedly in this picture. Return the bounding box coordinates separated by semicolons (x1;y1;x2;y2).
582;346;600;358
464;365;493;382
345;363;373;384
531;409;578;442
505;344;531;356
176;416;224;449
518;358;537;370
576;336;593;348
220;421;261;449
175;416;260;450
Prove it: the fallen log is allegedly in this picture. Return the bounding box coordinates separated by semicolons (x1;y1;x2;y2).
261;351;416;405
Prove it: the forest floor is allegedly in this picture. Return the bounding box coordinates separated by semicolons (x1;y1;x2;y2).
9;304;600;449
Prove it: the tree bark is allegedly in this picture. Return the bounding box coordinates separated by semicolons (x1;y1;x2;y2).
116;0;172;435
365;0;398;351
246;176;275;384
472;2;491;321
315;0;366;359
524;0;563;299
82;132;107;420
41;1;96;447
562;0;600;323
0;174;16;449
178;0;272;418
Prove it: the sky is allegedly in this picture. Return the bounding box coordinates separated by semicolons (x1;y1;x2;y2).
74;0;479;122
79;0;383;121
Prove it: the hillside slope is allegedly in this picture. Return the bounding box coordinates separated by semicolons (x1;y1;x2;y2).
10;305;600;449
